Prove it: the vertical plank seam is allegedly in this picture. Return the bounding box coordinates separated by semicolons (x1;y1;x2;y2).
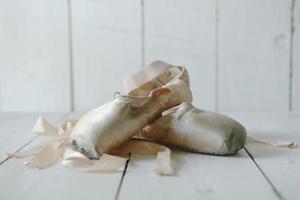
115;2;142;197
215;0;220;112
0;113;70;166
141;0;145;67
244;147;285;200
0;66;2;112
68;0;75;111
289;0;296;111
114;153;131;200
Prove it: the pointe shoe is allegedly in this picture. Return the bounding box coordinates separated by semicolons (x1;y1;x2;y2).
137;102;247;155
70;61;192;159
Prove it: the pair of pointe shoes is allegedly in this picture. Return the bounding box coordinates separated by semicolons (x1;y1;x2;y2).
70;61;247;159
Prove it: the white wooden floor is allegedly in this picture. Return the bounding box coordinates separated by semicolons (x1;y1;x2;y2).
0;112;299;200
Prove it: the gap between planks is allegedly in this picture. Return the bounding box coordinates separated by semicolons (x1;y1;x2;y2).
115;147;287;200
214;0;220;112
114;153;132;200
0;113;288;200
67;0;75;112
140;0;145;68
0;113;70;166
0;112;131;200
0;135;38;165
244;147;285;200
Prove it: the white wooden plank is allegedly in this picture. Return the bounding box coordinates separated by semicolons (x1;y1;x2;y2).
72;0;141;110
144;0;217;111
292;0;300;112
0;112;65;162
218;0;291;111
119;150;278;200
0;162;122;200
0;111;124;200
0;120;120;200
0;0;71;112
224;112;300;200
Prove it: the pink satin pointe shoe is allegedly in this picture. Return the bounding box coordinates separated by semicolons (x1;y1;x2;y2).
70;61;192;159
137;102;247;155
123;61;247;155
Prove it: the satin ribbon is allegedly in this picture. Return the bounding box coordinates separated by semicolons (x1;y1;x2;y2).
6;61;296;176
247;136;297;149
8;117;174;175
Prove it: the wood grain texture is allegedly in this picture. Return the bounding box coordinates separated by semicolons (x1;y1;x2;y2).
119;150;278;200
0;113;65;162
225;112;300;200
0;161;123;200
72;0;142;110
292;0;300;112
1;113;300;200
0;0;71;112
144;0;217;111
0;113;123;200
218;0;291;111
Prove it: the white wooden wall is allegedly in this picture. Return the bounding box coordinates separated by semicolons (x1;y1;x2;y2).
0;0;299;112
293;0;300;112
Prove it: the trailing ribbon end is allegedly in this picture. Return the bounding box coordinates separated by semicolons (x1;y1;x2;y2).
247;136;298;149
62;148;127;172
155;148;174;176
111;139;175;176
